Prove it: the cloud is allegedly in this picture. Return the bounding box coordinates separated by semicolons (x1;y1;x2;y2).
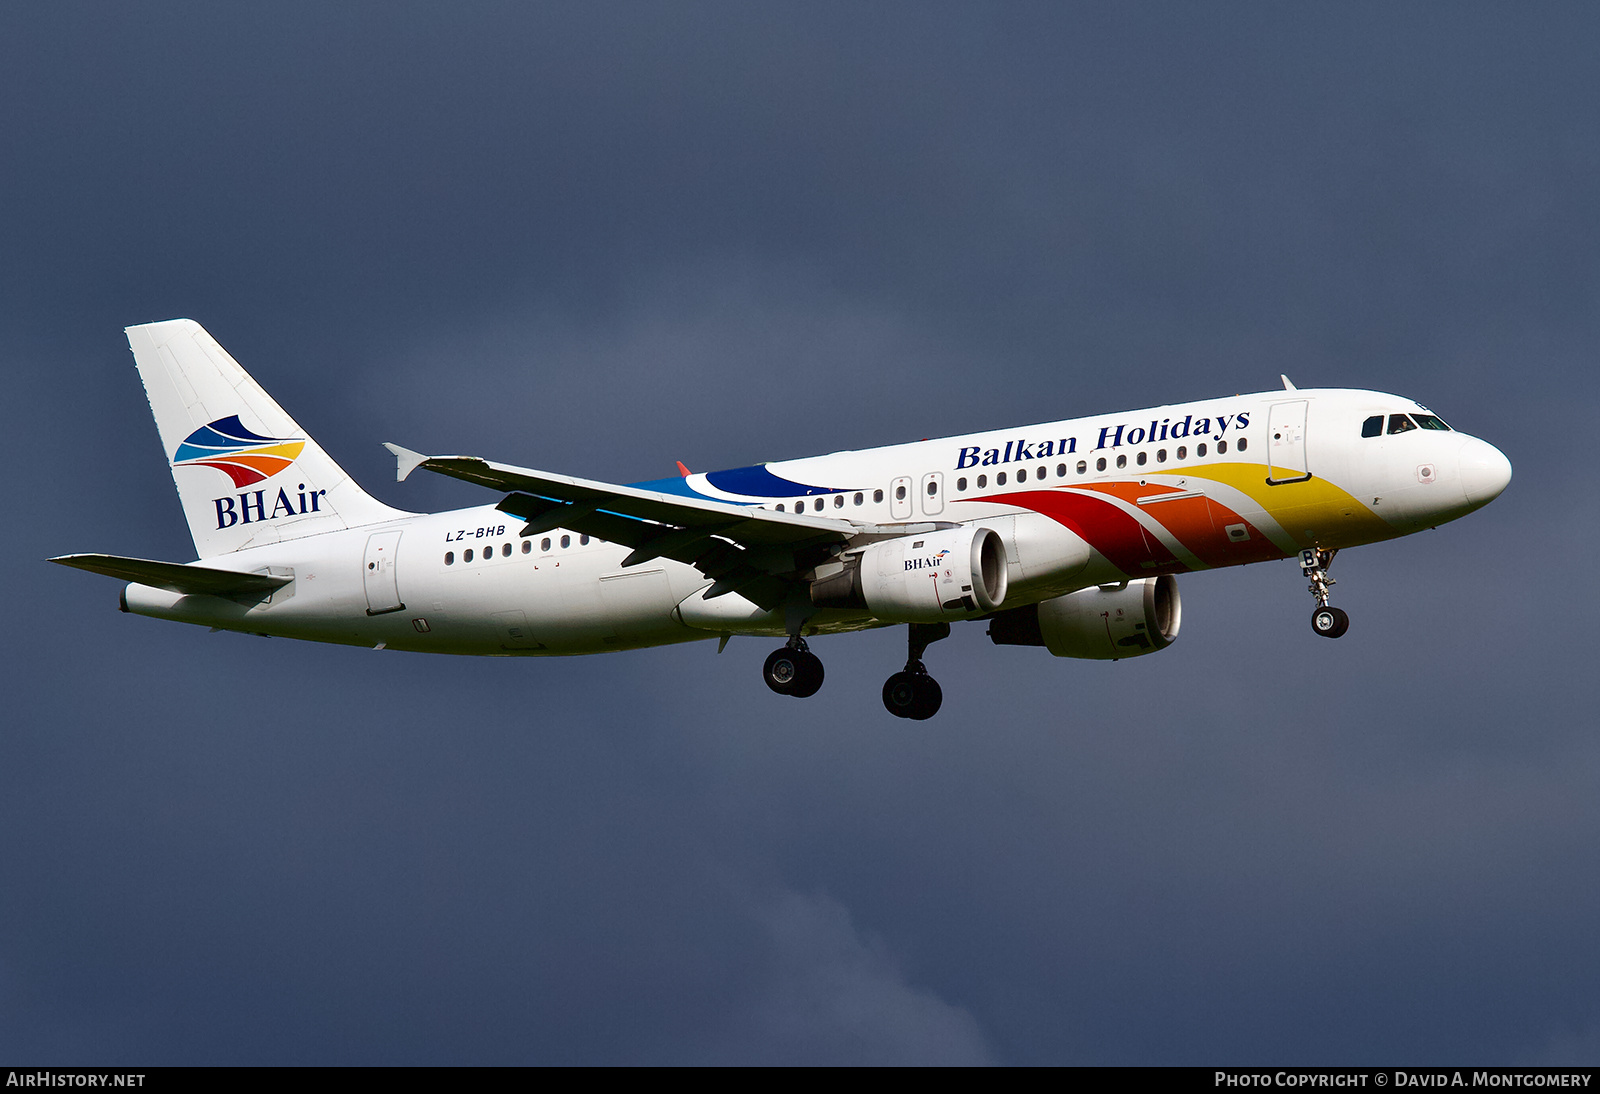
699;889;994;1066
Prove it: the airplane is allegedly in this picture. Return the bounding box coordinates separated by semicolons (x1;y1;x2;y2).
52;319;1512;720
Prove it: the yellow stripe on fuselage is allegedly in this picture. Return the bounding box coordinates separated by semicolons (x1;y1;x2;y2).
1168;462;1396;549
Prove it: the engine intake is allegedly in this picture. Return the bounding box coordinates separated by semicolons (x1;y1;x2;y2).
811;525;1008;623
987;575;1181;659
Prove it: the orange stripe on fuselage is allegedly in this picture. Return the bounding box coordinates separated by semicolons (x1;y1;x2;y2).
1073;482;1285;568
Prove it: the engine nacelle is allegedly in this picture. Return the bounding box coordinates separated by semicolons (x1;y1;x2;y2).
811;525;1008;623
987;575;1181;659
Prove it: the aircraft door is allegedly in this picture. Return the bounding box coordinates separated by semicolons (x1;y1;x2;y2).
1266;400;1312;484
362;530;405;615
921;472;945;516
890;476;913;520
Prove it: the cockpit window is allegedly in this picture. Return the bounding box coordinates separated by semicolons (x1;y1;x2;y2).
1387;414;1417;435
1361;415;1383;438
1412;413;1451;431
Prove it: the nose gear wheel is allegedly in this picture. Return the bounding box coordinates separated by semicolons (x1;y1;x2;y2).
1300;548;1349;639
1311;605;1350;638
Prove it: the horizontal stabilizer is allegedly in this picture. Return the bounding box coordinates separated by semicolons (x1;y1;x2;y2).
49;553;291;597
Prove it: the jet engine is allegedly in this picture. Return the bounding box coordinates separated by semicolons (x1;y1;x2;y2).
987;575;1180;659
811;525;1008;623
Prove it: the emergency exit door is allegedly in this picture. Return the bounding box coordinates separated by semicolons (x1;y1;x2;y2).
363;530;405;615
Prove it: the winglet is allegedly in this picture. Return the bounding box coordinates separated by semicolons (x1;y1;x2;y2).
1281;375;1298;391
383;442;431;482
676;460;692;478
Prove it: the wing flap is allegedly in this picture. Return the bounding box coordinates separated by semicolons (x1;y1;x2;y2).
49;553;291;598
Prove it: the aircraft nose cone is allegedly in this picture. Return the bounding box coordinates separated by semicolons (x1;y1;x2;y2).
1458;436;1512;508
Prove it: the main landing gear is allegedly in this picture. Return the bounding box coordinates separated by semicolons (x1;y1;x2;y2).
1301;547;1350;639
761;622;951;719
882;622;949;721
763;637;825;698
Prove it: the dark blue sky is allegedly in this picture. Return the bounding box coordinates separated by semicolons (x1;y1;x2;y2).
4;2;1597;1064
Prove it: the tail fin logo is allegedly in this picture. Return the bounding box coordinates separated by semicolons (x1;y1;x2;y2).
172;416;305;488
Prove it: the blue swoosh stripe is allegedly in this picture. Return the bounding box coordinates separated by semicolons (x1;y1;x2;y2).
628;474;706;498
630;465;853;502
704;464;848;498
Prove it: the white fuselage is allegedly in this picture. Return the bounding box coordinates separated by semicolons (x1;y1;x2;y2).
121;386;1510;655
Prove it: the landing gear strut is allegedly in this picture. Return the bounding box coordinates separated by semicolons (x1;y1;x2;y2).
883;622;949;720
1301;547;1349;639
764;636;824;698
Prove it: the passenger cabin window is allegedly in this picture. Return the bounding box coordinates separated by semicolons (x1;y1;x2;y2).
1136;452;1147;466
1362;415;1383;438
976;475;987;488
776;503;784;512
1095;458;1106;472
1413;413;1451;431
1237;438;1247;451
834;494;844;507
1388;414;1417;435
560;535;570;548
873;489;884;503
445;551;454;565
996;471;1007;485
1075;461;1086;475
1197;443;1208;457
925;481;937;496
814;498;824;512
1116;455;1127;469
1177;446;1186;459
1016;468;1026;482
894;485;906;501
854;492;863;505
542;537;552;551
464;548;474;562
956;478;967;492
580;534;590;545
1218;440;1228;454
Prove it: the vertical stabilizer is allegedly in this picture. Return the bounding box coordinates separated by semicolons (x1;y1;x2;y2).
126;319;408;558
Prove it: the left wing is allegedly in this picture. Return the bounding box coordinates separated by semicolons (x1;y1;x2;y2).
386;445;867;609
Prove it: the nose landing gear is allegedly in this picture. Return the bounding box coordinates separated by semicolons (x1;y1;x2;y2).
882;622;949;720
763;637;824;698
1301;548;1349;639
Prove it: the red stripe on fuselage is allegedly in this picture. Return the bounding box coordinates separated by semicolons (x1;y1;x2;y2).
983;489;1185;576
